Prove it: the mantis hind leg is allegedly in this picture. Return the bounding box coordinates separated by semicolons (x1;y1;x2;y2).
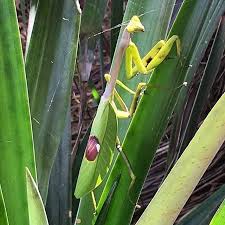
116;140;135;181
116;138;137;205
116;138;136;185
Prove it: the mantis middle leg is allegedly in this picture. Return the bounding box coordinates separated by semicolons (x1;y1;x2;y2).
104;74;146;119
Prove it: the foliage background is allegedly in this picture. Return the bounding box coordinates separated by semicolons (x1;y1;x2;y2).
15;0;225;223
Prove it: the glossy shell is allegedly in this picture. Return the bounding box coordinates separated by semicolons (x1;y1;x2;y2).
85;136;100;161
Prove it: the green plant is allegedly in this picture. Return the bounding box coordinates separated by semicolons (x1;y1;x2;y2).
1;0;225;225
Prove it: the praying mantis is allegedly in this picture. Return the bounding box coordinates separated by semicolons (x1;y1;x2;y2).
75;15;181;198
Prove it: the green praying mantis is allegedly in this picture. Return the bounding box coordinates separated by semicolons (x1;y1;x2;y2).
75;15;181;198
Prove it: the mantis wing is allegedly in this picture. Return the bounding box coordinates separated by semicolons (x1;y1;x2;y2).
75;98;117;198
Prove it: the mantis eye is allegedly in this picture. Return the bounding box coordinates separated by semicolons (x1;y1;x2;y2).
85;136;100;161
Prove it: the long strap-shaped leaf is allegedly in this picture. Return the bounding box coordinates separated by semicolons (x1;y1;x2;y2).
26;0;81;201
76;0;177;224
169;0;225;163
46;107;72;225
177;184;225;225
26;168;49;225
0;1;36;224
177;15;225;158
136;92;225;225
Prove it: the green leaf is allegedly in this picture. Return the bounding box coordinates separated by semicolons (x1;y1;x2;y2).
78;0;108;83
73;2;109;220
26;168;49;225
117;0;177;139
72;125;91;222
75;101;117;198
177;185;225;225
0;185;9;225
0;1;36;224
136;92;225;225
95;175;121;225
111;0;124;58
76;0;177;224
80;0;107;35
177;15;225;158
46;107;72;225
169;0;225;163
26;0;81;201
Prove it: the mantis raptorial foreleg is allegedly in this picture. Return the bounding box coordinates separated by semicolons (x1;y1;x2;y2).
127;35;181;80
116;138;135;182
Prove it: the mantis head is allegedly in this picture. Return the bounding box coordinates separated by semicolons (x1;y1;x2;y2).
126;16;145;33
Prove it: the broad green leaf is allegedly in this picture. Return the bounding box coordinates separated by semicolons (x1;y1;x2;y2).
72;0;109;195
75;193;96;225
177;184;225;225
117;0;177;139
177;15;225;157
73;1;110;222
72;125;91;222
0;1;36;224
94;175;121;225
80;0;107;35
169;0;225;163
0;185;9;225
26;168;49;225
26;0;81;201
136;92;225;225
46;107;72;225
97;0;225;225
75;101;117;198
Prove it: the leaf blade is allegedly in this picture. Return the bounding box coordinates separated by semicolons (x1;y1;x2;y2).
75;102;117;198
177;185;225;225
26;0;81;201
26;168;49;225
0;1;36;224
